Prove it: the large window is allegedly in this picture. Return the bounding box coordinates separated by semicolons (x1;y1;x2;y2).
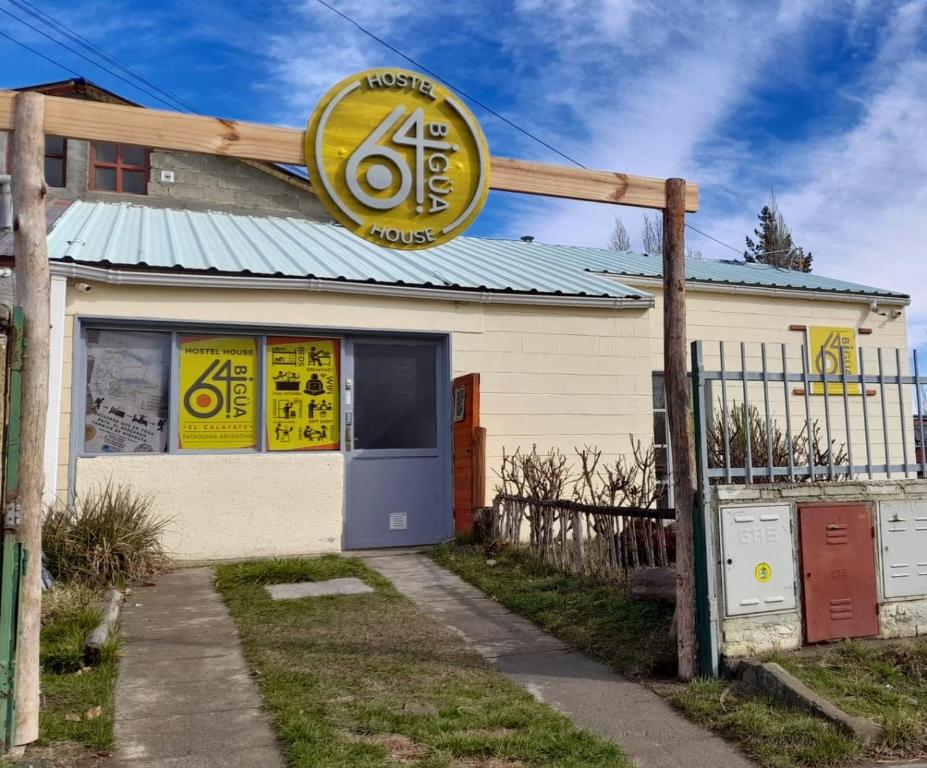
81;328;341;454
84;330;171;453
90;142;148;194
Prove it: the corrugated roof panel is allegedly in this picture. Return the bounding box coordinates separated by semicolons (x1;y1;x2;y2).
44;201;907;301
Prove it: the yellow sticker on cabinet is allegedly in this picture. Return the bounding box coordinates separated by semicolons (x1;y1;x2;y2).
306;68;490;250
809;326;860;395
179;336;257;449
266;338;340;451
754;562;772;583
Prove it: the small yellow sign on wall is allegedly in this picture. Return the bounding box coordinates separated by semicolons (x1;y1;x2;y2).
306;68;490;250
179;336;257;449
809;326;860;395
266;337;340;451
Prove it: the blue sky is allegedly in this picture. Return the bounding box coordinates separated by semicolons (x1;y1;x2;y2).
2;0;927;344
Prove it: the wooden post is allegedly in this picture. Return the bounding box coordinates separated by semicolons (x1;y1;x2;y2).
663;177;697;682
11;91;49;746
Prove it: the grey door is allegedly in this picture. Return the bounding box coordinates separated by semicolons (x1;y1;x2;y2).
343;338;451;549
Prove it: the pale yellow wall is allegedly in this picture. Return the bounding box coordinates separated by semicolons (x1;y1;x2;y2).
60;283;654;559
74;453;343;561
58;279;912;561
630;283;913;475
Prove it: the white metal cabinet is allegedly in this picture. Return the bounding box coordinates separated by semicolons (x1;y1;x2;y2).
879;500;927;599
721;504;796;616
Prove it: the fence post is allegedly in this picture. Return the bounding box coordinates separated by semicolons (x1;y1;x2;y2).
691;341;719;677
572;509;584;576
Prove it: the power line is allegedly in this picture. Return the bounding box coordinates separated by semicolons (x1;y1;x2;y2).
7;0;204;115
311;0;588;169
0;26;80;77
0;5;186;111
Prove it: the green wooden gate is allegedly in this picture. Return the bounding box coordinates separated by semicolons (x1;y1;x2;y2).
0;307;26;747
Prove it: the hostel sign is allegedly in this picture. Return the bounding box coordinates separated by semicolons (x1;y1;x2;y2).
306;68;490;249
809;326;860;395
179;336;257;449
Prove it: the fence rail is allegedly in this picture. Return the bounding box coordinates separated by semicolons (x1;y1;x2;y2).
692;339;924;484
484;494;675;581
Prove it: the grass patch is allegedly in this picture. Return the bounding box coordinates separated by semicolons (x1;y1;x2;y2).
430;543;675;677
769;639;927;761
39;583;119;752
670;679;862;768
216;555;633;768
431;542;880;768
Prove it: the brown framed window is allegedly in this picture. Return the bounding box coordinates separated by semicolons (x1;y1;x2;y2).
90;142;149;194
44;136;66;187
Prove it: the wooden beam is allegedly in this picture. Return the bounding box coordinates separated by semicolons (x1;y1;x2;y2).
0;91;699;212
490;157;699;211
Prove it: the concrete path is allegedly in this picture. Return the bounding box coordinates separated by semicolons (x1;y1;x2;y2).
111;569;283;768
366;553;755;768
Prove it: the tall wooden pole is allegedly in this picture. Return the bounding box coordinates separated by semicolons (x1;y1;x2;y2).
663;177;697;681
11;91;49;746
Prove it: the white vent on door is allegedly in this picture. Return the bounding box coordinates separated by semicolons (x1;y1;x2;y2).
389;512;408;531
879;500;927;599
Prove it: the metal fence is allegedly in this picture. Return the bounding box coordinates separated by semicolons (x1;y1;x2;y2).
484;494;674;580
691;339;924;483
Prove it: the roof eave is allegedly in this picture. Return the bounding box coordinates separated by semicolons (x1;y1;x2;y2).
603;273;909;306
49;261;655;310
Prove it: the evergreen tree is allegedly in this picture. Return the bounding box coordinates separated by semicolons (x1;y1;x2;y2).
744;194;813;272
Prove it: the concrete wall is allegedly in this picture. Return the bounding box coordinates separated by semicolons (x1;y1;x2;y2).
0;130;328;219
75;452;343;561
713;481;927;657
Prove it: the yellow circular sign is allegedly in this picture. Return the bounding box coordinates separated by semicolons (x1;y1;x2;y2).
306;68;490;250
754;562;772;583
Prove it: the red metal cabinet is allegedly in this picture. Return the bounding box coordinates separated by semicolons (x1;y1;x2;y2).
799;504;879;643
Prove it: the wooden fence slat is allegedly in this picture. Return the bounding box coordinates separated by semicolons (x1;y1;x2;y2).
0;91;699;211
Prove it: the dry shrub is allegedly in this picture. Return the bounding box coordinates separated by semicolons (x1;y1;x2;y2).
43;481;169;586
707;401;849;482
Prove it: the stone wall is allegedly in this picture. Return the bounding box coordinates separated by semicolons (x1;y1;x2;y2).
0;130;328;220
712;480;927;657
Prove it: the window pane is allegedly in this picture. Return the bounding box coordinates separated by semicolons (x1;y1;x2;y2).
354;343;436;450
652;412;666;445
84;330;170;453
44;157;65;188
45;135;65;155
94;167;117;191
178;336;257;450
122;145;146;166
651;372;665;409
93;142;117;163
122;170;147;195
266;337;340;451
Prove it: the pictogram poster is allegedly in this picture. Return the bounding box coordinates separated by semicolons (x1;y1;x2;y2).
266;337;340;451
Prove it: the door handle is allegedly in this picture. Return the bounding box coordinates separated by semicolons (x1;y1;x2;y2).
345;423;353;451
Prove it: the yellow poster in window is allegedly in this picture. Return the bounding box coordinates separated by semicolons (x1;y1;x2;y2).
266;338;340;451
809;326;860;395
179;336;257;449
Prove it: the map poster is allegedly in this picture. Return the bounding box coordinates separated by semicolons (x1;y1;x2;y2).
179;336;258;449
809;326;861;396
84;329;170;453
266;337;340;451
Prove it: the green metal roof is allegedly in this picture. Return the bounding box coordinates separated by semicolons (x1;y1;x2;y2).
45;201;907;302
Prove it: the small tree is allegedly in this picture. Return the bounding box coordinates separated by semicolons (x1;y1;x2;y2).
641;214;662;255
744;194;813;272
608;216;631;251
